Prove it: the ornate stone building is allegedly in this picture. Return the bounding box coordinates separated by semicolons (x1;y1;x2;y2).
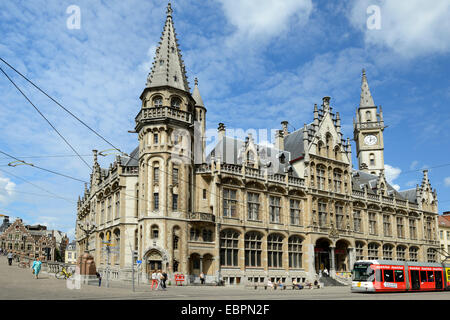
75;4;440;285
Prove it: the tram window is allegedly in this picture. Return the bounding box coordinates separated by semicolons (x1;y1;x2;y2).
394;270;404;282
376;269;382;282
427;271;434;282
420;271;427;283
384;270;394;282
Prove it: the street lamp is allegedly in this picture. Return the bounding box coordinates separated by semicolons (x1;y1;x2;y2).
77;220;96;252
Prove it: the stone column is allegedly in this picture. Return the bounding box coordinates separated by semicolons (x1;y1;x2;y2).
348;247;356;271
330;246;336;277
199;255;203;274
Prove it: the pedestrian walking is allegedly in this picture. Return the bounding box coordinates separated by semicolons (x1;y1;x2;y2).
200;272;205;285
162;270;167;289
157;270;164;290
151;270;158;290
7;251;13;266
31;257;42;279
96;272;102;287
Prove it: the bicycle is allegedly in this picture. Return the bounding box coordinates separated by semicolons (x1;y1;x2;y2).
55;267;73;280
18;261;30;268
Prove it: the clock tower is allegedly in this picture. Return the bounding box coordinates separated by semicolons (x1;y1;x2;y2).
354;69;385;175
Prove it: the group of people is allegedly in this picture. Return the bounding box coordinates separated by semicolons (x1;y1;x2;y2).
150;269;168;290
267;278;321;290
5;250;42;279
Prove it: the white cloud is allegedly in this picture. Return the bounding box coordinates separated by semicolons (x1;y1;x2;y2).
385;164;401;190
218;0;313;41
348;0;450;58
444;177;450;187
0;174;16;205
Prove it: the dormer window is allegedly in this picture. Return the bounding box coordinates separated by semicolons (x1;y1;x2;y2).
153;96;163;107
171;97;181;108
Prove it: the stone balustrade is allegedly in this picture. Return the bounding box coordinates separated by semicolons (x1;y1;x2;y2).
188;212;216;223
136;106;193;125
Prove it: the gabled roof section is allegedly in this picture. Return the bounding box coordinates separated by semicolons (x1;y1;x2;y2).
206;136;295;176
360;69;375;107
351;170;407;199
145;3;190;92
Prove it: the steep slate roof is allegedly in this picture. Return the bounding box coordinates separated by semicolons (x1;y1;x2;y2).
122;146;139;167
206;136;296;176
398;189;417;203
284;123;314;161
360;69;375;107
192;78;204;107
145;3;190;92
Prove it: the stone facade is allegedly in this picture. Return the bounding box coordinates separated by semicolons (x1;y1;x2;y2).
438;212;450;262
75;4;440;286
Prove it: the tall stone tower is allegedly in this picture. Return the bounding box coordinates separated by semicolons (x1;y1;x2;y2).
134;3;204;275
354;69;385;175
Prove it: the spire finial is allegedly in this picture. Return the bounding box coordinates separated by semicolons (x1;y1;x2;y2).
362;68;366;76
167;2;173;17
195;77;198;86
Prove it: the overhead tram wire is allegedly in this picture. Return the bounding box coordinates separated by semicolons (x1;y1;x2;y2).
0;66;92;170
0;57;123;155
0;167;76;204
0;149;88;184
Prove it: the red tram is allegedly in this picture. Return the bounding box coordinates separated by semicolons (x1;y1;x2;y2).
351;260;450;293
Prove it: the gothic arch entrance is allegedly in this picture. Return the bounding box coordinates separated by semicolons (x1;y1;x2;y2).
314;238;331;274
335;240;350;272
145;249;162;274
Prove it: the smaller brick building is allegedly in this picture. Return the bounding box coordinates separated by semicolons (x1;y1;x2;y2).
0;218;58;261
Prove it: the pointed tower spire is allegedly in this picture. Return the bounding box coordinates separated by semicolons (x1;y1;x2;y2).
146;2;190;92
360;69;375;107
192;77;205;107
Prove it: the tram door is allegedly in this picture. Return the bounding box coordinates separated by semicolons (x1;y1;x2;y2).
435;271;443;289
410;270;420;290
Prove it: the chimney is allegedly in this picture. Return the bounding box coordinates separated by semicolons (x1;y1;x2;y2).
281;121;289;136
275;130;284;151
218;123;226;140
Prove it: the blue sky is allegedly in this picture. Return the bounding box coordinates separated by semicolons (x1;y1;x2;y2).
0;0;449;239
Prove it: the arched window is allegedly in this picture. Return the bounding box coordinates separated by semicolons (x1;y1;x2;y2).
190;228;200;241
220;230;239;267
355;241;365;260
409;247;418;262
288;236;302;268
153;96;163;107
382;244;393;260
427;248;436;263
397;246;406;261
368;243;379;260
316;165;326;190
245;232;262;267
171;97;181;108
151;225;159;239
268;234;283;268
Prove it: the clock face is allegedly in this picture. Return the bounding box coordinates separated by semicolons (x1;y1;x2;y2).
364;135;377;146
